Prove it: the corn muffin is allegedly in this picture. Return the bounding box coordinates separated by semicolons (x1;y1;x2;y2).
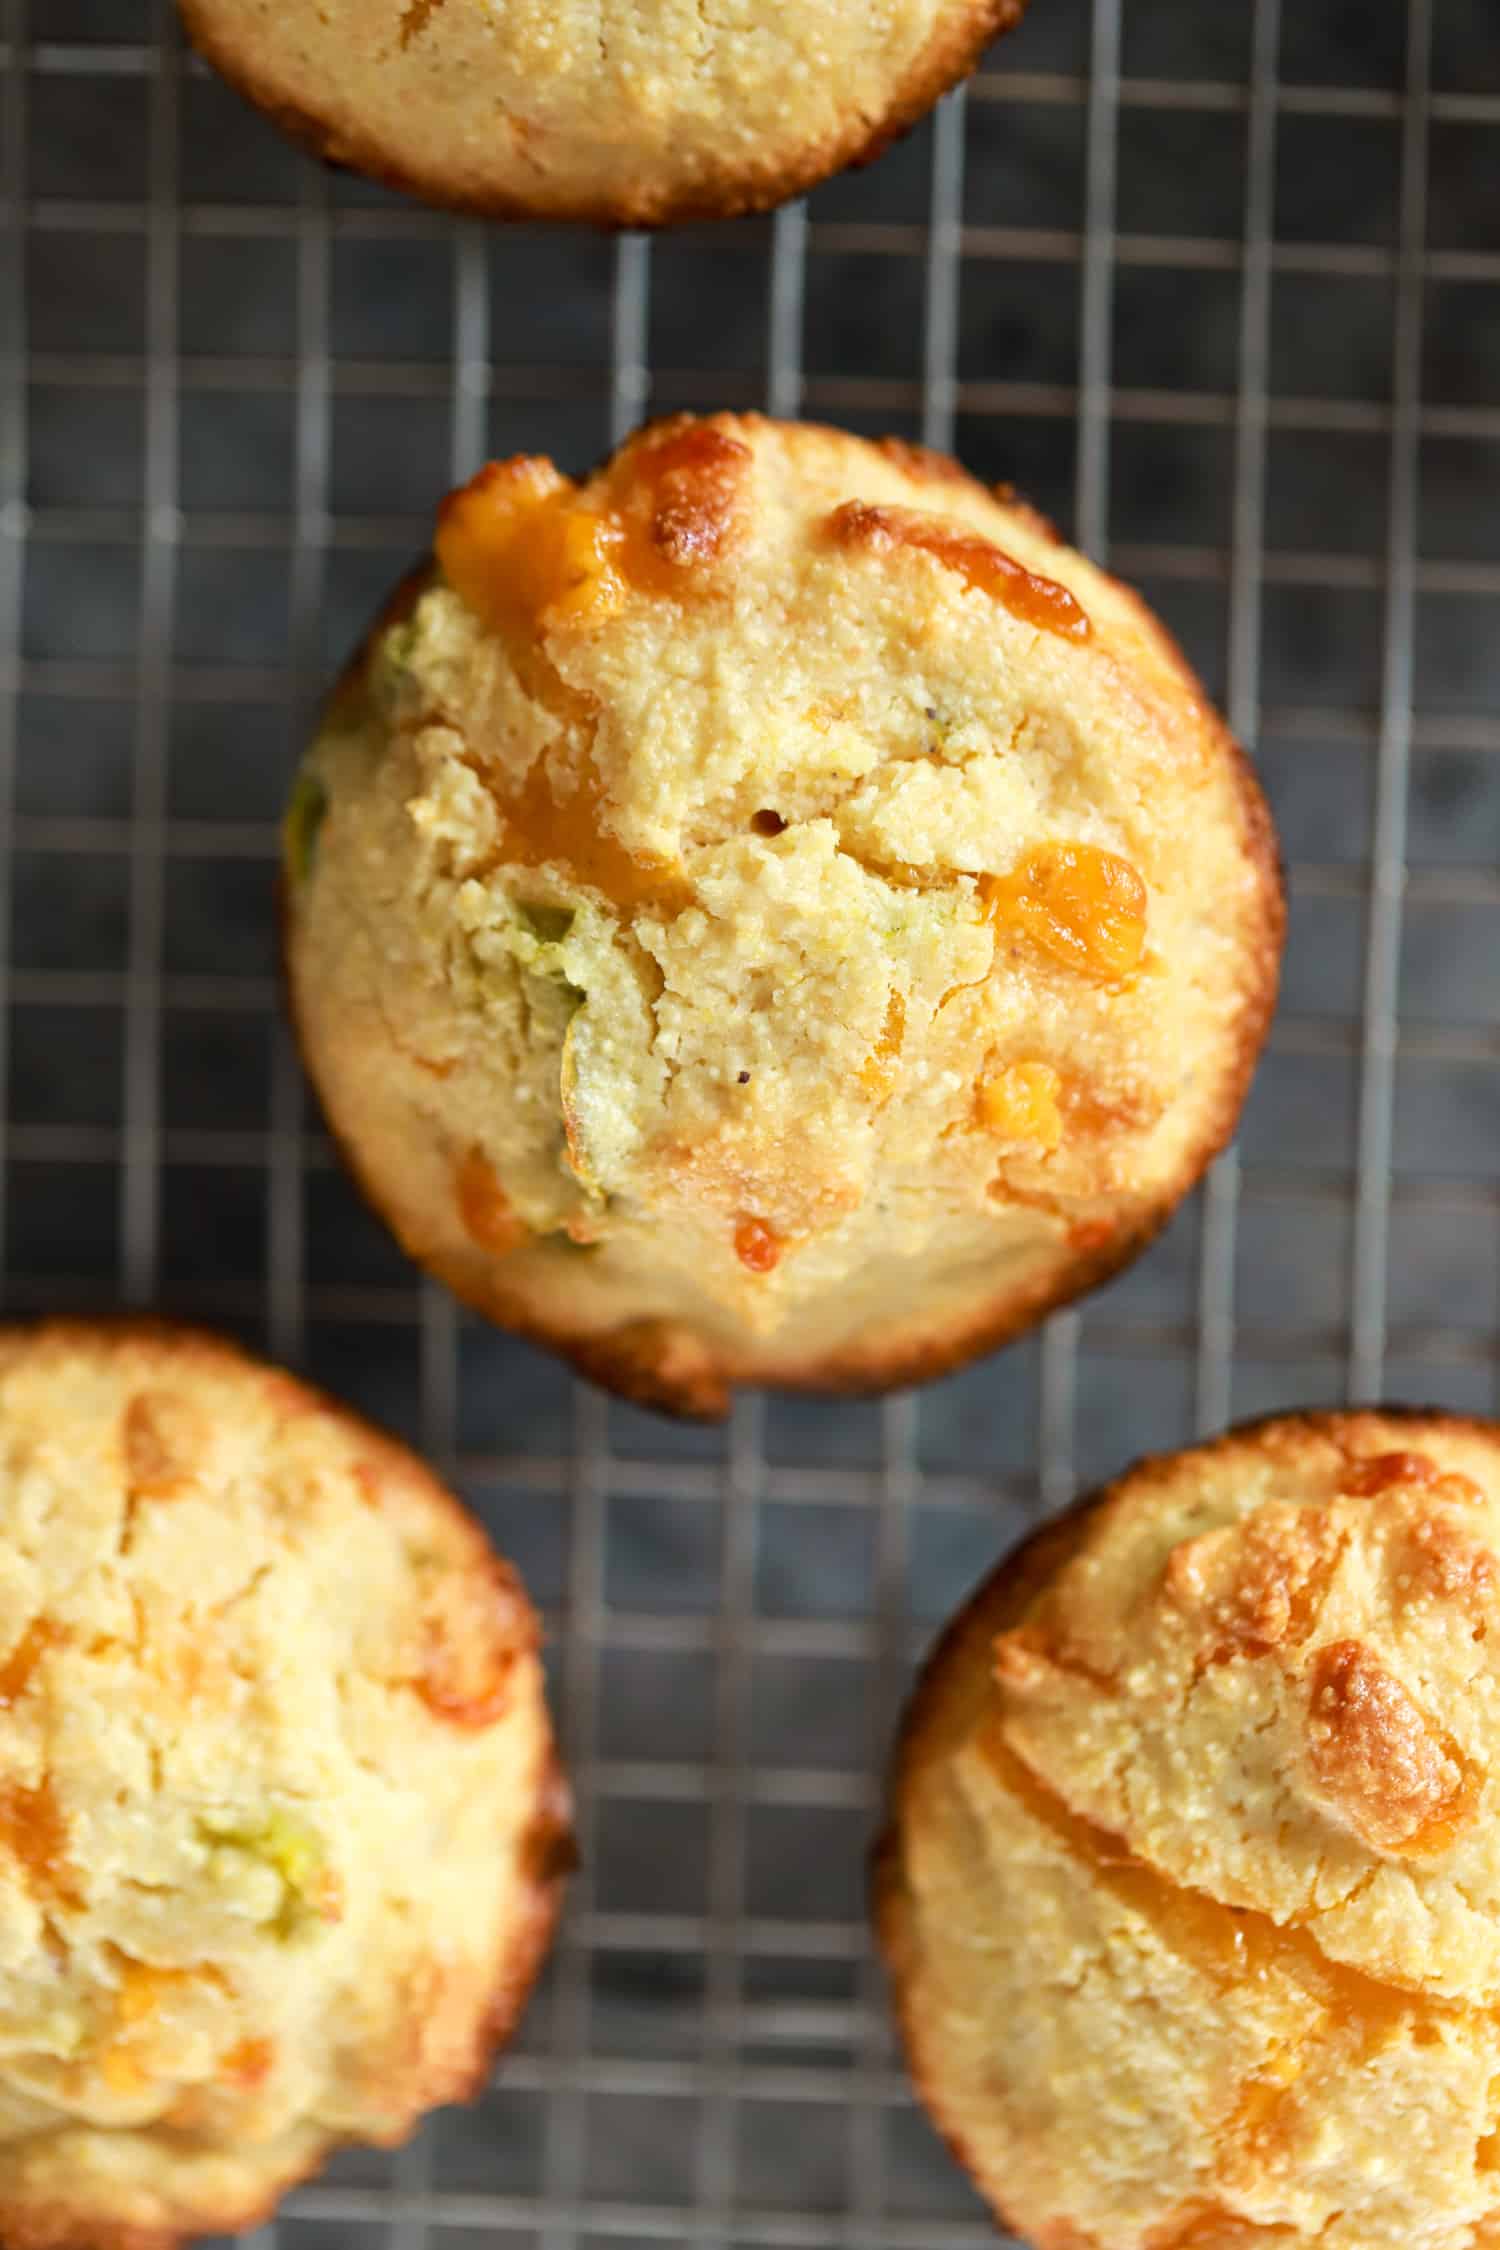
876;1411;1500;2250
175;0;1026;226
283;413;1282;1417
0;1319;569;2250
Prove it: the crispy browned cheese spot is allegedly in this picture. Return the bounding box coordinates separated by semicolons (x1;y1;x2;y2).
1405;1508;1499;1607
396;0;443;46
415;1559;537;1728
1165;1502;1343;1666
993;1622;1117;1697
1341;1448;1446;1498
828;498;1092;641
624;420;750;572
122;1390;204;1502
1303;1637;1478;1859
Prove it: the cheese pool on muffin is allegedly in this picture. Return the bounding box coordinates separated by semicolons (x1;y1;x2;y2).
283;414;1281;1416
0;1321;568;2250
877;1413;1500;2250
176;0;1027;226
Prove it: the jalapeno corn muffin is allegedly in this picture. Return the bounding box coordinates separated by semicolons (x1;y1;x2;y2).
175;0;1026;226
0;1319;568;2250
283;413;1281;1417
876;1412;1500;2250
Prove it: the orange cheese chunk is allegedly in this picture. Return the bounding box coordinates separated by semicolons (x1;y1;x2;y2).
436;457;626;636
100;2049;150;2095
455;1150;531;1260
219;2036;275;2090
114;1959;189;2030
860;991;907;1100
980;843;1147;984
435;427;749;640
734;1217;784;1274
480;752;689;913
99;1958;208;2094
0;1778;72;1897
977;1062;1063;1150
417;1562;531;1730
0;1621;55;1708
434;452;715;918
829;501;1090;642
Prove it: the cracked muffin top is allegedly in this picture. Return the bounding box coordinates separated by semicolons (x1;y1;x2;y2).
0;1321;566;2250
877;1412;1500;2250
176;0;1027;224
283;414;1279;1415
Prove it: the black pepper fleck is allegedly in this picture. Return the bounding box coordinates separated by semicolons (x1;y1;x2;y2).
737;1071;751;1084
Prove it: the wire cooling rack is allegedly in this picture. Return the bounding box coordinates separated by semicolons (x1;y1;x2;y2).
3;0;1498;2243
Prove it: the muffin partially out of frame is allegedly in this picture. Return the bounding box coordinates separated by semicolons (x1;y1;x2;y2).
877;1412;1500;2250
283;413;1281;1417
0;1320;568;2250
175;0;1027;227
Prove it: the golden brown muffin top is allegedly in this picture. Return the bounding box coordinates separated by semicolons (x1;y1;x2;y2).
285;417;1278;1403
177;0;1025;224
998;1414;1500;2005
0;1321;564;2250
880;1412;1500;2250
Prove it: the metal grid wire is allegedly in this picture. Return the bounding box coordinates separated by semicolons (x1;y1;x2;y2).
2;0;1498;2242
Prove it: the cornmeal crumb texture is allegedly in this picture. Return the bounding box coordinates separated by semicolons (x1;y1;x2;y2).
284;414;1280;1415
877;1412;1500;2250
0;1321;565;2250
176;0;1026;225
